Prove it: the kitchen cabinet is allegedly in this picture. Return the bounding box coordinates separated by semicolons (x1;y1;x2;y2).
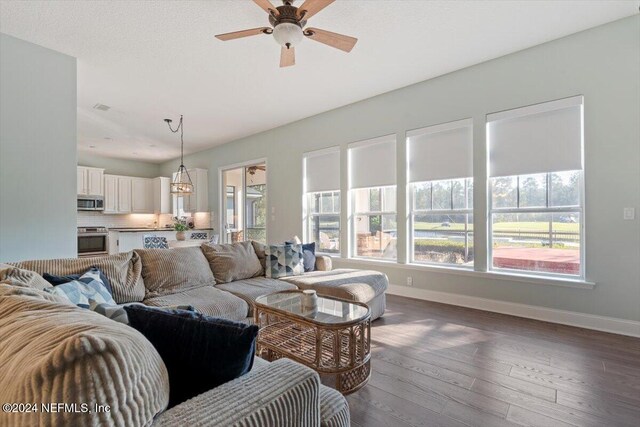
103;175;118;212
153;177;171;214
104;174;132;214
131;178;153;213
117;177;132;213
77;166;104;196
172;168;208;215
104;175;170;214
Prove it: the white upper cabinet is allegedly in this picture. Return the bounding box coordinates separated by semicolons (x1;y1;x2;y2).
77;166;104;196
104;174;169;214
117;177;132;213
172;168;208;215
104;174;132;214
153;177;171;214
103;175;118;213
131;177;153;213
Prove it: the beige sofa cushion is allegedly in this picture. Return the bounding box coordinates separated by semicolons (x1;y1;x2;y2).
215;277;297;316
201;241;263;284
251;241;267;271
9;251;145;303
0;264;52;290
0;283;169;427
136;247;215;298
144;286;249;321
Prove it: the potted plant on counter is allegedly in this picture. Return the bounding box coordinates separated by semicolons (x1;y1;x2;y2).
174;218;189;241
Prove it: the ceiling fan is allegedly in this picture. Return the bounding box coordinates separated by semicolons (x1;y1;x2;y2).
215;0;358;68
247;165;266;175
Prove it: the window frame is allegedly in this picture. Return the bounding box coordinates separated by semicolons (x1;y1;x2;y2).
350;185;397;260
487;171;585;280
409;178;474;268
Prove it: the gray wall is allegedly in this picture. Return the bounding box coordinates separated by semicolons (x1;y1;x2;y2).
78;151;162;178
0;34;77;262
160;16;640;322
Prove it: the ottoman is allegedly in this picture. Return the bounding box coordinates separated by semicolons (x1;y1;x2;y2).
280;269;387;320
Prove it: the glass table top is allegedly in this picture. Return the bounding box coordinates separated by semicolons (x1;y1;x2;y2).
255;291;370;324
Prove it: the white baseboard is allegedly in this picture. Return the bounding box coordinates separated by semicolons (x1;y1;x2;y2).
387;284;640;338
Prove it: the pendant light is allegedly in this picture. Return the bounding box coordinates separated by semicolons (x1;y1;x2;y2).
164;115;194;195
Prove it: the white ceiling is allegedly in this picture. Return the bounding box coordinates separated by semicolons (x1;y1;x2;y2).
0;1;636;163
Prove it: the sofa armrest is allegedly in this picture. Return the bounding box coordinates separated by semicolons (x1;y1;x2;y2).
315;255;333;272
152;358;321;427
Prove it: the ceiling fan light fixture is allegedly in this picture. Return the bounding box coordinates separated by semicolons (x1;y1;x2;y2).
273;22;303;48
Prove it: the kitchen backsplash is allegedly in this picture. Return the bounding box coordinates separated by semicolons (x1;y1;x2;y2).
78;211;212;229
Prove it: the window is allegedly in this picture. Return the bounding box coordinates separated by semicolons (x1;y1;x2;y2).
306;191;340;253
304;148;340;253
488;96;584;278
349;135;397;260
407;119;474;267
352;186;397;259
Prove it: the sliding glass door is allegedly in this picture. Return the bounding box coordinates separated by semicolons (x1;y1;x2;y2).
222;162;267;244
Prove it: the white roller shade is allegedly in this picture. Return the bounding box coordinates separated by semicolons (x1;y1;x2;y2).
407;118;473;183
488;96;583;177
304;148;340;193
349;135;396;189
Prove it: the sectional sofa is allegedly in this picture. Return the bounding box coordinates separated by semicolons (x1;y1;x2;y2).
0;240;388;427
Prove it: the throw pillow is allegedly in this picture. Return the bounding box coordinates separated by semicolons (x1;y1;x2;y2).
43;266;114;296
123;304;258;408
265;243;304;279
88;299;129;324
44;268;116;308
201;241;263;283
286;241;316;272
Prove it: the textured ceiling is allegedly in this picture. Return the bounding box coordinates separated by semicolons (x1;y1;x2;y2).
0;0;636;163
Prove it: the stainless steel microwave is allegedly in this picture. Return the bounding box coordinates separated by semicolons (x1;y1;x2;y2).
77;195;104;211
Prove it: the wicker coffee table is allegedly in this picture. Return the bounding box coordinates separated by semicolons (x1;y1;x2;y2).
254;290;371;395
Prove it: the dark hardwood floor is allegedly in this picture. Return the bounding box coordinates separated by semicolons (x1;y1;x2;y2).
347;294;640;427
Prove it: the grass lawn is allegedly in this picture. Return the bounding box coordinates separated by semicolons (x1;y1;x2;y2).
414;221;579;233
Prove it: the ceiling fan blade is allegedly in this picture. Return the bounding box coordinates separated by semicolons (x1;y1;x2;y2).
297;0;335;20
253;0;278;15
304;28;357;52
280;46;295;67
215;27;272;41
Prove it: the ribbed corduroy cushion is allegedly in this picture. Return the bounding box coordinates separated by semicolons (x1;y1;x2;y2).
0;264;52;291
201;241;263;283
144;286;249;321
136;247;215;298
0;283;170;427
9;251;145;303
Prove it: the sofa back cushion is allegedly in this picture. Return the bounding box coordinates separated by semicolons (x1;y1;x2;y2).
0;283;169;427
0;264;52;291
251;241;267;271
136;246;215;298
201;241;263;284
8;251;145;303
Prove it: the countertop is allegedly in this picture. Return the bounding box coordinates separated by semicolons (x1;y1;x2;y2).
106;228;214;233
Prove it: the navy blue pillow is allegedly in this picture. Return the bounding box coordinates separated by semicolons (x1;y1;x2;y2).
43;266;113;296
285;241;316;272
123;305;258;408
